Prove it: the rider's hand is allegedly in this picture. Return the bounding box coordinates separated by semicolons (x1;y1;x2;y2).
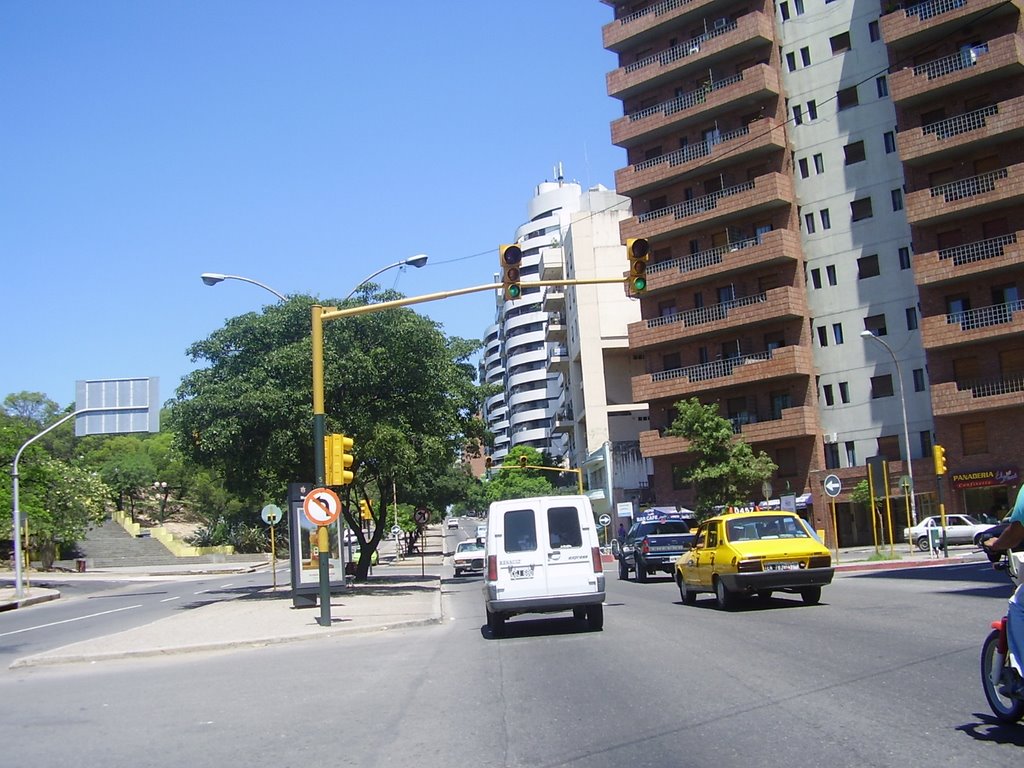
984;536;1001;550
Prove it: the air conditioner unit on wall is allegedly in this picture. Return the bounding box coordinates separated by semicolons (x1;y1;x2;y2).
713;17;728;29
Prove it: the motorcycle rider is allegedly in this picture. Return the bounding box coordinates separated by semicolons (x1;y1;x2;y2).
983;483;1024;692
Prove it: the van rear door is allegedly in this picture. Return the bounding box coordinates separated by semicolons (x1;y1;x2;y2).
544;503;596;597
496;504;548;603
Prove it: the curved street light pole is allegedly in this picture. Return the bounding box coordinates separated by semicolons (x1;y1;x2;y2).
200;273;287;302
342;254;428;302
860;330;917;526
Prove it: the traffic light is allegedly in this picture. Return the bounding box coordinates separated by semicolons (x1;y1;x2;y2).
519;455;528;468
500;244;523;300
626;237;650;294
325;433;355;486
359;499;373;520
485;457;493;470
933;444;947;475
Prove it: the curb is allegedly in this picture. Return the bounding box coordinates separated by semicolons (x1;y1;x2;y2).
834;554;981;573
0;588;61;612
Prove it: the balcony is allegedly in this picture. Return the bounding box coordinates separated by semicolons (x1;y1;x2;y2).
921;299;1024;349
602;0;734;53
637;404;818;457
931;376;1024;416
545;314;567;342
541;248;564;281
881;0;1018;53
905;162;1024;226
543;286;565;313
629;286;806;350
639;429;691;458
912;231;1023;286
645;229;800;294
549;345;569;372
897;96;1024;166
615;119;787;196
620;172;794;244
631;345;815;404
606;13;773;100
889;34;1024;108
552;407;575;434
610;64;781;148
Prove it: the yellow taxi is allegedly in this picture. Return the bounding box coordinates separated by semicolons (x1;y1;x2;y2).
674;511;833;610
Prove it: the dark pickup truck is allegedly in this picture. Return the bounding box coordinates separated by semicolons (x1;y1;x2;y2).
616;512;697;583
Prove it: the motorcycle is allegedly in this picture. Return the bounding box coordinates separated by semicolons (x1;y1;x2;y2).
980;530;1024;723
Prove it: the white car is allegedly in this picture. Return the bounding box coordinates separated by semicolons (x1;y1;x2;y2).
475;524;487;540
904;514;992;551
446;517;460;530
453;540;485;577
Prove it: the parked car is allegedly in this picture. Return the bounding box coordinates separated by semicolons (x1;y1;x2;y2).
453;539;485;577
675;511;834;610
903;514;991;551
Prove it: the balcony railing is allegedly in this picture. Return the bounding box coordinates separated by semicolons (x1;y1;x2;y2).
648;237;759;275
904;0;966;20
624;20;738;73
652;350;773;384
914;44;988;79
938;233;1017;266
633;125;750;172
617;0;695;25
929;167;1008;202
922;103;999;139
628;72;744;122
639;180;756;224
646;292;767;330
957;373;1024;397
946;299;1024;329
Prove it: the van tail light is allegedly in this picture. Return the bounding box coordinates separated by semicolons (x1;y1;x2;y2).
487;555;498;581
591;547;603;574
641;540;650;554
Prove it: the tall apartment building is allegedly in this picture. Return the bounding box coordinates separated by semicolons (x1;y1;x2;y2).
882;0;1024;519
482;177;650;514
599;0;948;541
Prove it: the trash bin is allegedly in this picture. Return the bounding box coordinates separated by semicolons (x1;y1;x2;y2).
928;528;942;551
75;558;87;572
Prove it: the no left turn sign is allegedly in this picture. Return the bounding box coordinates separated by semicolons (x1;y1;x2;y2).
303;487;341;526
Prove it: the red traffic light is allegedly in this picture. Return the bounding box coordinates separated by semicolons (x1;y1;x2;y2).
500;244;523;266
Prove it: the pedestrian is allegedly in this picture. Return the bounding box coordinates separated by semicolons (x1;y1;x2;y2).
617;522;626;542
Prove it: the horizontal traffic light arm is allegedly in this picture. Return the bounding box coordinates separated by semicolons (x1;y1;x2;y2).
500;463;584;494
321;277;632;321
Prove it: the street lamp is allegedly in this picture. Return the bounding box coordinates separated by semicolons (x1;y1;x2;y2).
200;273;288;301
342;254;429;302
860;330;917;526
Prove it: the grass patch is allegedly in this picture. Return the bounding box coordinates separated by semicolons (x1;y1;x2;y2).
866;550;904;562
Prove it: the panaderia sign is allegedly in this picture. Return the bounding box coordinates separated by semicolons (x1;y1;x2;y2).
950;467;1020;490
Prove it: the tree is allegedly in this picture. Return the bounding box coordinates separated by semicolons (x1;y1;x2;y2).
3;391;61;427
482;447;557;502
666;397;778;518
170;289;486;580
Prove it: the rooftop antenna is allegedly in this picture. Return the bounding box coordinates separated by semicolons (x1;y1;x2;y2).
556;161;564;186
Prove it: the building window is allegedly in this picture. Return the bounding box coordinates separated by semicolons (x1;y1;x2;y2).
870;374;895;399
833;323;844;344
857;253;880;279
780;1;791;19
823;384;835;406
807;100;818;120
920;430;932;456
800;46;811;66
786;51;797;71
799;157;810;178
876;76;888;97
805;211;816;233
813;153;825;174
884;131;896;153
864;314;888;336
962;421;988;455
795;0;805;14
837;85;860;110
906;306;918;330
825;443;840;469
793;104;803;125
844;140;866;165
899;246;911;269
826;264;837;285
817;325;828;347
845;441;857;466
913;368;926;392
869;20;880;41
891;188;904;211
851;196;873;221
839;381;850;403
821;209;831;229
830;32;852;54
811;268;822;289
776;446;798;477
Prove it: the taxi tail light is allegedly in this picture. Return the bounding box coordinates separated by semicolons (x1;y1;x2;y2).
487;555;498;581
808;555;832;569
591;547;603;574
736;559;763;572
641;540;650;554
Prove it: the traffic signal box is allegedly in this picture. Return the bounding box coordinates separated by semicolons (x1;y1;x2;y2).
519;455;528;468
500;244;523;300
325;433;355;486
359;499;373;520
626;237;650;295
933;444;947;475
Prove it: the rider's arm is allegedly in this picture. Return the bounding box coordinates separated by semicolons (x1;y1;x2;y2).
985;521;1024;552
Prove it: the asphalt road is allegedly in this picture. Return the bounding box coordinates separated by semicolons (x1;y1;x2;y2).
2;557;1022;767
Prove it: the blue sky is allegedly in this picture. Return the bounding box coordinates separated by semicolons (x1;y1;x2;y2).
0;1;624;408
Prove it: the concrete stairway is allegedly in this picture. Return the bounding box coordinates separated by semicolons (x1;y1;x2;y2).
71;518;260;569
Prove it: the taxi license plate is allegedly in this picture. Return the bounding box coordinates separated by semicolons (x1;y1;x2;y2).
510;566;534;580
765;562;800;571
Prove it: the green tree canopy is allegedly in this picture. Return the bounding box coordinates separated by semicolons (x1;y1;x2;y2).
666;397;778;518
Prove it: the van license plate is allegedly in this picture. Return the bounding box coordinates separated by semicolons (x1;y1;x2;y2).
509;566;534;580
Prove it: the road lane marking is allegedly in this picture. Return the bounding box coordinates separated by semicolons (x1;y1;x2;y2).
221;583;233;588
0;604;142;638
159;596;181;603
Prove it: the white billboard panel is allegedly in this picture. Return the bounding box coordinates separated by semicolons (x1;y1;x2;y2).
75;377;160;436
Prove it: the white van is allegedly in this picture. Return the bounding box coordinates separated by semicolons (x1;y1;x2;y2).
482;495;605;636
